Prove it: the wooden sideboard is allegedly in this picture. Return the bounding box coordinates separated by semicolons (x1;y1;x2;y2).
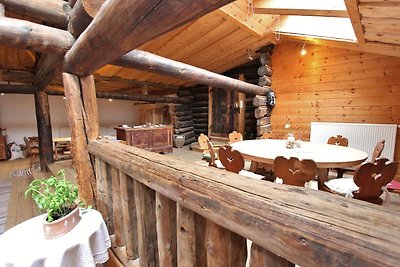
0;135;7;160
115;125;173;153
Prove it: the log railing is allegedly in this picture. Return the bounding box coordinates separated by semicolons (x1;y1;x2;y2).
88;139;400;267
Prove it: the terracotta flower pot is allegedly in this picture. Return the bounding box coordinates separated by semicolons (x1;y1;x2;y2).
42;207;81;239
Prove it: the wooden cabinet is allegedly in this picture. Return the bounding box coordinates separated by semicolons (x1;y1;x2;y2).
0;135;7;160
115;125;173;153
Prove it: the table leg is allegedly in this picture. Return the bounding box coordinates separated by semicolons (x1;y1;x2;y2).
317;168;329;190
54;142;58;161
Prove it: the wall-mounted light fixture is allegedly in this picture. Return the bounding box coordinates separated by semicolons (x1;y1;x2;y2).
300;41;307;56
1;93;4;96
109;98;113;102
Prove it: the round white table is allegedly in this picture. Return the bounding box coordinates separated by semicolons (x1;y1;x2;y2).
0;209;111;266
231;139;368;181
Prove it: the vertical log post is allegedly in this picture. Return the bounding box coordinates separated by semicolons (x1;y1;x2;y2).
205;220;247;267
95;158;114;233
249;243;294;267
135;180;159;266
156;193;177;267
34;91;54;171
120;172;139;259
111;166;124;247
177;205;196;267
62;72;99;206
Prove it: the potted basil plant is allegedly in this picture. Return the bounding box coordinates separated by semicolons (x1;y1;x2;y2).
25;169;89;239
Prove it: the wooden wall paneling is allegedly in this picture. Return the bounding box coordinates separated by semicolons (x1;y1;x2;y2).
150;13;225;59
271;41;400;179
171;19;236;63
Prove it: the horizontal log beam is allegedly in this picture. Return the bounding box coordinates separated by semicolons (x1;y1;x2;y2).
46;90;190;104
0;17;266;96
64;0;234;75
0;0;71;29
114;50;270;96
0;84;37;93
0;69;34;83
96;92;191;104
0;17;74;54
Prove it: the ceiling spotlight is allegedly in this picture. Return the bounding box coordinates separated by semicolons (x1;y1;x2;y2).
247;48;253;61
300;41;307;56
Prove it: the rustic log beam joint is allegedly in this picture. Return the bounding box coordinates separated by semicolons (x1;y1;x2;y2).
64;0;235;75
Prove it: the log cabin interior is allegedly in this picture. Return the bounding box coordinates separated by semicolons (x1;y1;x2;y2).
0;0;400;266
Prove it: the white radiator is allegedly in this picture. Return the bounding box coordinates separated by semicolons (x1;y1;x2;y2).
310;122;397;161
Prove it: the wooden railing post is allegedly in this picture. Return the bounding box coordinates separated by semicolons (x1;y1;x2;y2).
120;172;139;259
135;180;159;266
249;243;294;267
111;166;123;246
205;220;247;267
95;158;113;234
156;193;177;267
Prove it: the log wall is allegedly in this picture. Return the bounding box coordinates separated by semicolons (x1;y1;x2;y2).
270;41;400;179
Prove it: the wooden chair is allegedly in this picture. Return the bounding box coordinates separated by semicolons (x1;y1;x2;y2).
218;145;264;180
273;156;317;187
322;158;398;204
228;131;243;143
327;135;349;178
327;135;349;146
24;136;39;168
206;138;224;169
371;139;385;162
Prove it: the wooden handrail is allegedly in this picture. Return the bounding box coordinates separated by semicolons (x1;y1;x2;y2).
88;139;400;266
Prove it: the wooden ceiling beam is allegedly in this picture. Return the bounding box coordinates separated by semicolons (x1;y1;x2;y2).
45;89;189;104
64;0;235;76
344;0;366;43
0;84;37;93
0;69;34;83
94;74;180;90
254;0;348;17
0;0;71;29
0;17;75;54
33;0;90;91
114;50;270;96
0;16;269;95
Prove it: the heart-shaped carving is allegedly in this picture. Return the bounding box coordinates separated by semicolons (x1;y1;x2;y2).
218;145;244;173
353;158;398;201
274;156;317;186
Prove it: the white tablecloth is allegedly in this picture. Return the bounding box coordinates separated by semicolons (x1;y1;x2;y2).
0;209;111;266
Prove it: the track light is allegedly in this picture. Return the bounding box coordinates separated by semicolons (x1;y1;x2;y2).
300;41;307;56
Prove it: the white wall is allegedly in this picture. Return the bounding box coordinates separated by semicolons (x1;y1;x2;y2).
0;94;141;145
